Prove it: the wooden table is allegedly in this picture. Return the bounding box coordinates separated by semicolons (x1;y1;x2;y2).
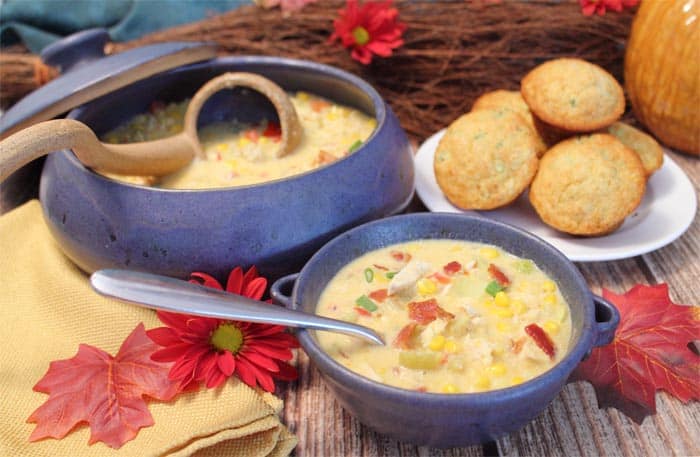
1;151;697;457
276;149;699;457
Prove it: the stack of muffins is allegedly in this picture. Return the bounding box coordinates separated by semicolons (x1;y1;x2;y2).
434;58;663;236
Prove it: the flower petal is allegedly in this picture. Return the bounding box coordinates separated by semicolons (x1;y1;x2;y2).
226;267;244;294
146;327;181;346
151;343;192;362
187;317;218;334
240;351;280;372
272;361;298;381
190;272;224;290
217;350;236;376
233;356;258;388
237;356;275;392
156;311;191;333
246;344;294;361
244;277;267;301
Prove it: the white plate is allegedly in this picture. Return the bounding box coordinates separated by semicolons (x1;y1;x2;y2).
414;129;697;262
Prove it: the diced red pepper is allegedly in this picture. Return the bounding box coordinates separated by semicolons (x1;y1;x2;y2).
311;99;330;112
511;337;526;354
429;272;451;284
354;307;372;317
148;100;166;114
373;263;388;271
393;322;418;349
443;261;462;275
314;150;337;166
262;122;282;140
390;251;412;262
525;323;556;359
369;289;388;302
488;264;510;286
244;129;260;143
408;298;455;325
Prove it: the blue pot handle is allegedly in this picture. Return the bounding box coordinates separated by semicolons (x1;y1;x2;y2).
270;273;299;309
40;29;110;73
591;294;620;347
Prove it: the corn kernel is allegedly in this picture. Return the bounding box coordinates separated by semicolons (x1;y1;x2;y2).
259;136;268;145
417;278;438;295
216;143;228;153
495;321;512;333
510;375;525;386
543;294;557;304
444;340;459;353
429;335;446;351
511;300;526;314
479;247;500;259
488;363;507;376
326;111;338;121
442;383;458;394
542;280;556;292
297;91;310;101
238;137;251;148
494;291;510;307
475;375;491;390
495;308;514;318
516;281;531;292
543;320;560;335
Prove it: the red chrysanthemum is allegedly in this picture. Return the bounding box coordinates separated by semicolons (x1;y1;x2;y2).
329;0;407;65
579;0;638;16
146;266;299;392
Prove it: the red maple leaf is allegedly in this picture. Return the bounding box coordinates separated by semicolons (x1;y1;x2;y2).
27;323;181;448
571;284;700;423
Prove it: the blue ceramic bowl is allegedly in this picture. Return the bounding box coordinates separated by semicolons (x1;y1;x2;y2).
39;56;414;279
271;213;619;448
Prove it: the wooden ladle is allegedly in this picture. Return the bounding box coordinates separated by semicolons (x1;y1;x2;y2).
0;72;303;183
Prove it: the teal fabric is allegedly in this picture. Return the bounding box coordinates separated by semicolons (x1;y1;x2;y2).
0;0;250;53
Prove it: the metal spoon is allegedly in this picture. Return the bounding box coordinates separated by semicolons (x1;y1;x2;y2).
90;269;385;345
0;72;303;182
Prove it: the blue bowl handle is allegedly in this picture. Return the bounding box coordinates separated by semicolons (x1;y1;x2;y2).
40;28;110;73
591;294;620;347
271;273;299;309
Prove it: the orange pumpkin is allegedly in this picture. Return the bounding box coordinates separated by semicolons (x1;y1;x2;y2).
624;0;700;156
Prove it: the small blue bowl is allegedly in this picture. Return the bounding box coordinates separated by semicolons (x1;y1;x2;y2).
39;56;414;280
271;213;619;448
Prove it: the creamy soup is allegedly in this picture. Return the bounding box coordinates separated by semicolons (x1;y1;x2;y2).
101;91;376;188
316;240;572;393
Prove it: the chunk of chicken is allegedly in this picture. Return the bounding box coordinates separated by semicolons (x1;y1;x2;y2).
388;260;432;296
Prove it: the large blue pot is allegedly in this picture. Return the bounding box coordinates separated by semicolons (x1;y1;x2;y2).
39;56;414;279
271;213;619;448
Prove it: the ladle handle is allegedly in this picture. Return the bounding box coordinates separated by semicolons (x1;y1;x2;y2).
90;269;385;346
0;119;195;182
184;72;303;158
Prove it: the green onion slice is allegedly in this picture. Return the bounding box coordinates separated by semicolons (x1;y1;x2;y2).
355;295;378;312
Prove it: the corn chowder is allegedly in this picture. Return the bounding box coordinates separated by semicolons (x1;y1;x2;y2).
101;91;376;188
316;240;572;394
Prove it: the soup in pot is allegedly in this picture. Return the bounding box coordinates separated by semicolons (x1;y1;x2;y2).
316;240;572;393
101;91;376;188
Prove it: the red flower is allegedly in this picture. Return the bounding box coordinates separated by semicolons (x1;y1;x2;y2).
579;0;638;16
146;266;299;392
329;0;407;65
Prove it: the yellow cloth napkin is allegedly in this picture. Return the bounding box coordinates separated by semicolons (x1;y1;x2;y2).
0;200;297;457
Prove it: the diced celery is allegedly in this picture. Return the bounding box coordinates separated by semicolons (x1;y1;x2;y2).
485;280;504;297
398;351;441;370
515;259;535;274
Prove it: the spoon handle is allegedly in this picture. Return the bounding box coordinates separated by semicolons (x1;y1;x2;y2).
90;269;384;345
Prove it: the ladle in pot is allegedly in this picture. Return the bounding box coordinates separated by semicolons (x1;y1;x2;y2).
90;269;385;346
0;72;303;182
